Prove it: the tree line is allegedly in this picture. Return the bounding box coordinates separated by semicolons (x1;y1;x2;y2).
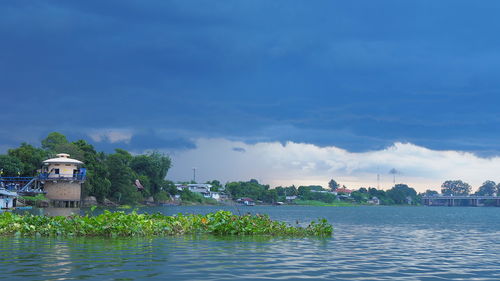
0;132;174;204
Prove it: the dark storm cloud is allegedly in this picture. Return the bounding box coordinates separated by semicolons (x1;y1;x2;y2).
2;1;500;155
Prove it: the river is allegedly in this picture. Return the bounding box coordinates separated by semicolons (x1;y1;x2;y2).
1;205;499;280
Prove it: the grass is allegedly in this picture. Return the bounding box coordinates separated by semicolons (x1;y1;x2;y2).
294;200;355;207
19;194;47;202
0;210;333;237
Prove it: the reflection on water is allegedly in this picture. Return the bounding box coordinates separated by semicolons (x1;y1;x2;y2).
43;208;81;217
2;206;500;280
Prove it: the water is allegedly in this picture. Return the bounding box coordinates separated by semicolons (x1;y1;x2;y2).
1;206;500;280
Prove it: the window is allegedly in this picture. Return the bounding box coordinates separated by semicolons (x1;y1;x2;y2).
54;169;60;174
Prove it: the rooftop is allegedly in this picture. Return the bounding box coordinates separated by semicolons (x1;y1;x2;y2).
42;153;83;165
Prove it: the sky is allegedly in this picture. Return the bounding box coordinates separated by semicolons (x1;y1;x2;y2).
2;1;500;192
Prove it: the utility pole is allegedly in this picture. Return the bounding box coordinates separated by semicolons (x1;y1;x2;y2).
192;168;196;183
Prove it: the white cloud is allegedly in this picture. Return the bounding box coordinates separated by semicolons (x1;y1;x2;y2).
88;129;133;144
167;138;500;192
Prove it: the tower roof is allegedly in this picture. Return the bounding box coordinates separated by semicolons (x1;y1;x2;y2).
42;153;83;165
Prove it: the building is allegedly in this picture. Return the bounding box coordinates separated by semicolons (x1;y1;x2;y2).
40;153;86;207
175;183;223;201
336;188;353;196
0;188;17;209
368;196;380;205
237;197;255;206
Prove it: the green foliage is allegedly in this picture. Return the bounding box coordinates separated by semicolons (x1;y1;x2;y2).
0;155;23;176
297;185;336;203
7;143;47;176
180;190;217;205
5;132;174;205
328;179;339;191
475;180;496;196
41;132;68;151
441;180;471;196
106;150;141;204
226;180;276;203
207;180;223;191
154;190;171;202
386;184;418;205
52;143;85;161
422;189;439;196
275;185;297;197
130;151;171;195
0;211;333;237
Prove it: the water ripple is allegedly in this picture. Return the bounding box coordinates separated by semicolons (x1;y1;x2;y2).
2;206;500;280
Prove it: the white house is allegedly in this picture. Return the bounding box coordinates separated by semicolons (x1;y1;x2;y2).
175;183;223;201
0;189;17;209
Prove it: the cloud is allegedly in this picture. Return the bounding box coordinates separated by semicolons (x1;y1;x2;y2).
232;147;246;153
168;139;500;192
88;129;133;143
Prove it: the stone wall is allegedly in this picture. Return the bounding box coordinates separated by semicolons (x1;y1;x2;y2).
44;182;81;201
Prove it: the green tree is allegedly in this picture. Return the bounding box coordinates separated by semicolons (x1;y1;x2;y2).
422;189;439;196
351;190;368;203
106;149;141;204
441;180;471;196
206;180;222;191
0;155;23;176
72;140;111;202
41;132;68;151
387;184;417;204
130;151;171;196
328;179;339;191
52;143;85;161
475;180;496;196
8;143;47;176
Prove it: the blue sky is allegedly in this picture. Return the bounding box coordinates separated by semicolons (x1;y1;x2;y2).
2;1;500;190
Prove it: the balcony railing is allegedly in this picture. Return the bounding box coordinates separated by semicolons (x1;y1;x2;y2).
38;173;86;181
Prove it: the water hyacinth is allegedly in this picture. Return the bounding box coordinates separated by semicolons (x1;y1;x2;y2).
0;210;333;237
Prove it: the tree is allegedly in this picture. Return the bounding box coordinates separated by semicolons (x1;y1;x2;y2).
328;179;339;191
52;143;85;161
8;143;47;176
130;151;171;196
0;155;23;176
106;149;140;204
386;184;417;204
41;132;68;151
422;189;439;196
475;180;496;196
441;180;471;196
206;180;222;192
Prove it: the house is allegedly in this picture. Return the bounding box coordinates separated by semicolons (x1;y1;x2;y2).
0;188;17;209
368;196;380;205
336;188;353;196
175;184;225;201
175;183;213;193
236;197;255;206
285;195;297;202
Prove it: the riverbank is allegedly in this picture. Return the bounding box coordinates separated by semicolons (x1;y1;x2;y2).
293;200;357;207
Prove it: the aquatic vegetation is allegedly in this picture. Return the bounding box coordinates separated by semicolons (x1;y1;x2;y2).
0;210;332;237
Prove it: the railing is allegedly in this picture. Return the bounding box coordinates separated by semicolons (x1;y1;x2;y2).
0;177;35;182
38;173;86;181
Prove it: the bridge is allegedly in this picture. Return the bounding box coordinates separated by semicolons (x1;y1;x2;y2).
422;195;500;207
